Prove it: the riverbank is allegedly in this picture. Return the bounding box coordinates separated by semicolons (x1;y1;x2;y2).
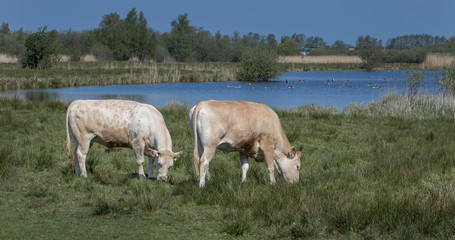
0;62;238;90
0;58;449;90
1;95;455;238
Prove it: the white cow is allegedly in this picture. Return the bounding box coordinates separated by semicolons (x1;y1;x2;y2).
66;99;182;180
189;100;301;187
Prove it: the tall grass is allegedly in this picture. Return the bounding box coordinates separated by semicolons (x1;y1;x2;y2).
421;53;455;70
279;55;363;64
2;96;455;238
0;61;238;90
344;93;455;119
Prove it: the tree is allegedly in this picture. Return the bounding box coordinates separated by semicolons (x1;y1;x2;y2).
266;34;278;50
168;13;195;62
1;22;10;34
277;39;300;56
291;33;305;47
59;29;85;61
21;27;58;69
97;12;130;60
125;8;139;59
305;36;327;48
332;40;348;49
238;47;280;81
356;35;383;70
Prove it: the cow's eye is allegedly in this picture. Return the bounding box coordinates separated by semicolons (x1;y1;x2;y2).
296;165;300;170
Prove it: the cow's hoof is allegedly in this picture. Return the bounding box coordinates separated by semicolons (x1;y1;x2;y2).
139;174;146;179
148;177;156;180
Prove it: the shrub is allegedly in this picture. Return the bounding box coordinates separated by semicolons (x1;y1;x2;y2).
238;47;280;81
404;70;427;95
21;27;59;69
359;49;383;70
434;60;455;95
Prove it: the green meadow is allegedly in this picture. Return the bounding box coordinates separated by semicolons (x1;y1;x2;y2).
1;94;455;239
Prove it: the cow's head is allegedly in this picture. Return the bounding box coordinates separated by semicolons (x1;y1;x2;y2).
275;147;301;183
150;149;182;181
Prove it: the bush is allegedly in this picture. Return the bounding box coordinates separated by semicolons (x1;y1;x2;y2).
404;70;427;94
277;39;300;56
21;27;58;69
359;48;383;71
434;61;455;95
238;47;280;81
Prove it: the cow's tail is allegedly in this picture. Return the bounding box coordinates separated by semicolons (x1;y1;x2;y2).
190;104;201;182
66;105;73;170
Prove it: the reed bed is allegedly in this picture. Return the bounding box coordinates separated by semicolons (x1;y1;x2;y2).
344;93;455;119
0;61;238;90
421;53;455;70
279;55;363;64
0;54;18;64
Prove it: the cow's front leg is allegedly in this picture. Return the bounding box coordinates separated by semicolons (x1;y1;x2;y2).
132;142;146;179
263;149;276;184
240;153;249;183
147;156;155;180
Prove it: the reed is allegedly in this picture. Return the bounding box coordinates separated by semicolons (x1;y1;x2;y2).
343;93;455;119
421;53;455;70
0;61;239;90
0;54;18;64
279;55;363;64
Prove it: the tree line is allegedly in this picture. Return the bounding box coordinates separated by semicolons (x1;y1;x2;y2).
1;8;454;68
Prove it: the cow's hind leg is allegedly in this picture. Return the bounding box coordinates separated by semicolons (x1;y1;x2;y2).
240;153;249;183
75;139;91;178
199;148;216;188
73;143;81;175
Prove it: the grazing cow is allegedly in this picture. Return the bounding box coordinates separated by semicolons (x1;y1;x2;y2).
189;100;301;187
66;99;182;180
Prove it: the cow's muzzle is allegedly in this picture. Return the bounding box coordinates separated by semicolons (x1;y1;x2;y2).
158;176;168;181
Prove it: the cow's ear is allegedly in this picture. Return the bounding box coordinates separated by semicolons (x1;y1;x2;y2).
150;149;159;157
288;147;297;158
173;151;183;160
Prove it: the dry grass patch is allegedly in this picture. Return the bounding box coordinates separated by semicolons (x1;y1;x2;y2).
279;55;362;64
0;54;18;63
421;53;455;69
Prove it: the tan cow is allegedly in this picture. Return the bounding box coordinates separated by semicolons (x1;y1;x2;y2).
189;100;301;187
66;99;182;180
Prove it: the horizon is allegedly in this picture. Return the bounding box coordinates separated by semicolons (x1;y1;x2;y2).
1;0;454;46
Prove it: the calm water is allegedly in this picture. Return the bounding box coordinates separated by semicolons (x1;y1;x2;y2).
0;71;441;111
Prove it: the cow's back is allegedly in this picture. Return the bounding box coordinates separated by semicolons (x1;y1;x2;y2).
195;100;285;150
67;100;166;148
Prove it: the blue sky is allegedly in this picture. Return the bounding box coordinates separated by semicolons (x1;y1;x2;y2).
1;0;454;45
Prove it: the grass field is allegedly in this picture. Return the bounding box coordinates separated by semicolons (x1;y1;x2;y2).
1;95;455;239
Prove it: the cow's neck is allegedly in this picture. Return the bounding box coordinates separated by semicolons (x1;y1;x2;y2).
277;129;293;154
151;129;172;151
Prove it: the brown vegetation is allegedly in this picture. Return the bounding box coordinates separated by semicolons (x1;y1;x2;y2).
279;55;362;64
0;54;18;63
421;53;455;70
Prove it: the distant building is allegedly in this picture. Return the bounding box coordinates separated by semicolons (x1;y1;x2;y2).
300;47;311;56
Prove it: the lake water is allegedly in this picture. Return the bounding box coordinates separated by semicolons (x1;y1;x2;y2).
0;70;441;111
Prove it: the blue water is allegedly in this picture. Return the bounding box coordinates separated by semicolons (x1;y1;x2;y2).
0;70;441;111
